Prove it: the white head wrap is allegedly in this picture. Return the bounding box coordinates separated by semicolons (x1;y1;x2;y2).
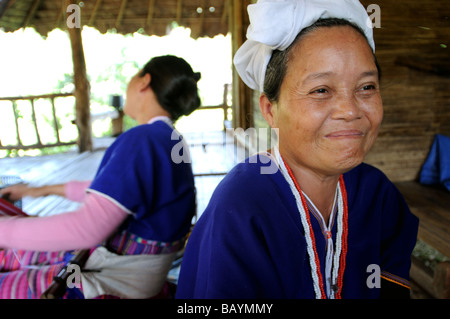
233;0;375;92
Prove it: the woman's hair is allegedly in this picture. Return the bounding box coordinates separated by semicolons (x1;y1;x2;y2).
140;55;201;121
264;18;381;102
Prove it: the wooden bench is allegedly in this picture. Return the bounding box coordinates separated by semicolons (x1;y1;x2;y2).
395;181;450;298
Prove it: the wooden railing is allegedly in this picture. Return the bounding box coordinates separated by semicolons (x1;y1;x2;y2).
0;84;232;152
0;93;78;150
197;83;232;132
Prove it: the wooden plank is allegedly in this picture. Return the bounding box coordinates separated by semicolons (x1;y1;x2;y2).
433;262;450;299
11;100;22;147
88;0;102;25
116;0;128;27
146;0;155;27
0;93;73;101
176;0;182;23
395;182;450;258
29;99;42;146
22;0;41;27
411;256;436;298
50;97;61;144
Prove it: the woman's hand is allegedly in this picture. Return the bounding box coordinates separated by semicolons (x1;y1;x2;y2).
0;184;65;200
0;184;33;200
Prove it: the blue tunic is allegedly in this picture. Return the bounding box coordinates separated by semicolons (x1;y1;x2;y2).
176;154;418;299
88;121;196;243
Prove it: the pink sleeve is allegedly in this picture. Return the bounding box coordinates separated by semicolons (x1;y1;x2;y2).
64;180;92;202
0;192;128;251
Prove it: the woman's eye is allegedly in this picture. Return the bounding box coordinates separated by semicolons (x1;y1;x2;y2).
361;84;376;91
312;88;328;94
308;88;331;97
357;84;379;97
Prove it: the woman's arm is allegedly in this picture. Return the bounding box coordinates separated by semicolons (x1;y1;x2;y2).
0;180;91;203
0;192;128;251
0;184;65;200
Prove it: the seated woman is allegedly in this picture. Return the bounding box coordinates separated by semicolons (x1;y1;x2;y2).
0;55;201;299
176;0;419;299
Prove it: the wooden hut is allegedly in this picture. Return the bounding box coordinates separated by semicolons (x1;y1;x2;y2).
0;0;253;152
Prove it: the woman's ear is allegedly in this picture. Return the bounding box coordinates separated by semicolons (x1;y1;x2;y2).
259;93;277;128
139;73;152;92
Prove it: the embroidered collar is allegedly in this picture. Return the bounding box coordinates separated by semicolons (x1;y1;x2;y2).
273;146;348;299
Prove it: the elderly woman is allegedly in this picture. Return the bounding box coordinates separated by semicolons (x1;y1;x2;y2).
176;0;418;299
0;55;200;299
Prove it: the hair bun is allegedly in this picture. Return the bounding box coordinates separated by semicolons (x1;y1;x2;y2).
193;72;201;82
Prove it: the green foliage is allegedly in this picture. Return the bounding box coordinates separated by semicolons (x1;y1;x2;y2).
412;239;450;271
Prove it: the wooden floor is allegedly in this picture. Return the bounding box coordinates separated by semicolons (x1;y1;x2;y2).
0;131;243;218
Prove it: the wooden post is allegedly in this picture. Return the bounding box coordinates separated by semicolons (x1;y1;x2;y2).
231;0;253;130
65;0;92;152
433;261;450;299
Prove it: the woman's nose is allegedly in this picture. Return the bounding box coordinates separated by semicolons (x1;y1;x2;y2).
331;92;363;121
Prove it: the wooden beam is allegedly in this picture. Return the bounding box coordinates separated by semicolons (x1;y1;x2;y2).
221;0;229;25
116;0;128;27
199;0;205;35
146;0;155;26
0;92;73;101
65;0;92;152
231;0;252;130
0;0;17;19
11;100;23;147
29;99;42;146
176;0;182;24
22;0;41;28
89;0;102;25
50;97;62;144
55;3;65;28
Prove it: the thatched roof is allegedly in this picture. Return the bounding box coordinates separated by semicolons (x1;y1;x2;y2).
0;0;230;38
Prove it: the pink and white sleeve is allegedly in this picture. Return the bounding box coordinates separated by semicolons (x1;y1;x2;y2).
0;192;129;251
64;180;92;202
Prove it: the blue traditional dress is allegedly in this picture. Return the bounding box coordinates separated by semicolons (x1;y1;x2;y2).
176;152;418;299
0;118;196;299
89;118;196;252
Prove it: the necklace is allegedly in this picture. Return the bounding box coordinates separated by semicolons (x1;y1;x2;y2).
273;147;348;299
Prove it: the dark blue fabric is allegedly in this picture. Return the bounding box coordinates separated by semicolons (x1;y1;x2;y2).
89;121;196;242
420;134;450;191
176;155;418;299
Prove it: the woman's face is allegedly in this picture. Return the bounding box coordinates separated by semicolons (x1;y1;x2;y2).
271;26;383;177
123;71;143;120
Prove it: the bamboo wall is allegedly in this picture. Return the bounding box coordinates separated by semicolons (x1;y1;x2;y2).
251;0;450;182
362;0;450;182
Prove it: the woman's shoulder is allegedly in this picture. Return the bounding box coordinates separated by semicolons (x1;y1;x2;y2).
121;121;173;139
111;122;174;148
206;153;289;211
345;162;401;200
346;162;391;183
222;153;280;186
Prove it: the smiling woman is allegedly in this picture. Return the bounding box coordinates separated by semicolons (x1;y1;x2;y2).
260;23;384;218
176;0;419;300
